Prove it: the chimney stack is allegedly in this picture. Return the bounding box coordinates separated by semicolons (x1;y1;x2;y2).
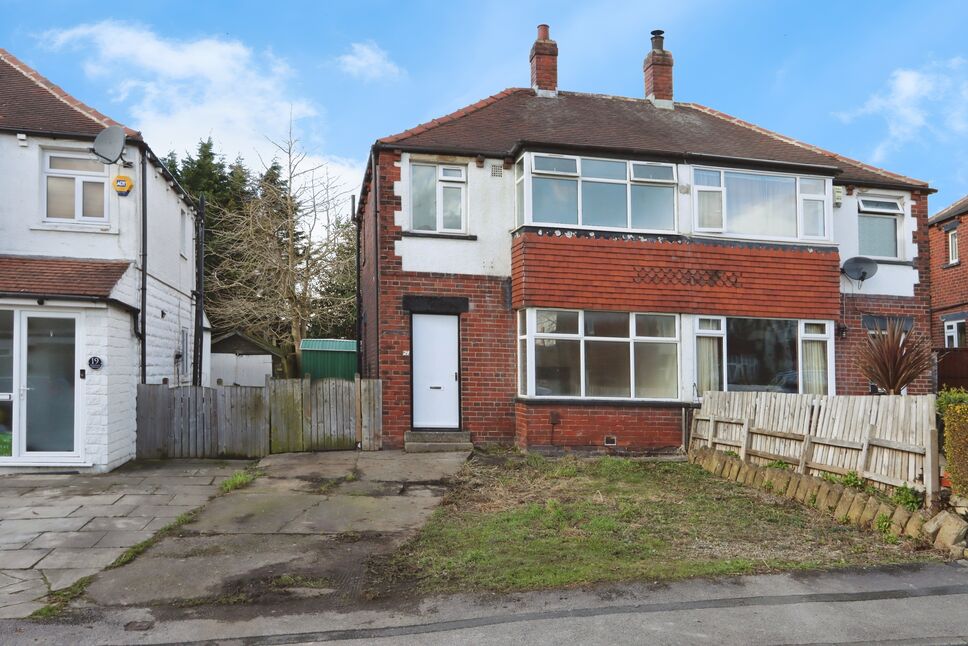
530;24;558;96
644;29;674;108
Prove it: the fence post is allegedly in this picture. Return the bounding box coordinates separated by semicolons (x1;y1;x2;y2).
355;373;363;448
739;418;752;461
706;416;718;449
858;423;875;478
925;419;940;507
798;435;814;475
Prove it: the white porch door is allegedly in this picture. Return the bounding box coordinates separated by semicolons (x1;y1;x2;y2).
20;312;78;455
412;314;460;429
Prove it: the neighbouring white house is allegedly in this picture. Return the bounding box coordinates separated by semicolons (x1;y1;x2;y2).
0;48;208;472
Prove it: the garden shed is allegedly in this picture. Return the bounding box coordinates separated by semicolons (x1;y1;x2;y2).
300;339;357;381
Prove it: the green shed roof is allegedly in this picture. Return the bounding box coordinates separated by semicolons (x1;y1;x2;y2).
300;339;357;352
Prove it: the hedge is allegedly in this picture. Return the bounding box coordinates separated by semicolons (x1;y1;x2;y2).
944;403;968;495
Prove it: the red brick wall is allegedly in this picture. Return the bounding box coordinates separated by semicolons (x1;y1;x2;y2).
515;401;683;452
512;231;841;320
929;212;967;347
359;173;379;378
370;151;516;448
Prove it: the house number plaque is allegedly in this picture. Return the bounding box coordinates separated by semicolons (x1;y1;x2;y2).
88;356;104;370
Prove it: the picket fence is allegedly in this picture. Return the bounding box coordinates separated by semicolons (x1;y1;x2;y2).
689;392;939;501
136;377;382;459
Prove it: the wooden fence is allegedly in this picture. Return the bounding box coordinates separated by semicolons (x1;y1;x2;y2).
136;377;382;459
689;392;939;501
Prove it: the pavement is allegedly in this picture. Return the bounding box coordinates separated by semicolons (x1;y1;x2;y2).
0;459;247;618
84;450;469;607
2;561;967;644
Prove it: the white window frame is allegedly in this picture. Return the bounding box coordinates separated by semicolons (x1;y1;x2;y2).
522;153;679;234
857;195;904;261
691;166;833;242
408;162;467;234
42;150;109;223
798;320;836;396
946;320;966;348
693;315;835;397
519;308;681;401
950;229;960;264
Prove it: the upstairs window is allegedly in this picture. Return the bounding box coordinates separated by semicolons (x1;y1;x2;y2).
858;196;903;259
527;154;676;232
694;168;828;239
950;229;960;264
410;163;466;233
44;152;107;221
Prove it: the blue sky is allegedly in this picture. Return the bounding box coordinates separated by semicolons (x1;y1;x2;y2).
3;0;968;209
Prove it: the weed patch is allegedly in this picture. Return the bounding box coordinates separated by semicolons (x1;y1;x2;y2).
109;508;200;569
220;468;259;493
29;575;95;620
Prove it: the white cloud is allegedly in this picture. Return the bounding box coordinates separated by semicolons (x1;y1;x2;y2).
336;41;403;81
42;21;364;198
836;58;968;163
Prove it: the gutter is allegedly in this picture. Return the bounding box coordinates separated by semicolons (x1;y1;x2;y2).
0;292;141;338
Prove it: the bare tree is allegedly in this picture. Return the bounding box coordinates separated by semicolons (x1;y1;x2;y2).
858;319;932;395
206;130;354;376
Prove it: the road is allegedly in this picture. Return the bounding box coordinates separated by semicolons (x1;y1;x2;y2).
5;562;968;645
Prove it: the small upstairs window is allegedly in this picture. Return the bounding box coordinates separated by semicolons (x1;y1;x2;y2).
858;196;903;259
44;152;108;221
950;229;960;264
410;163;466;233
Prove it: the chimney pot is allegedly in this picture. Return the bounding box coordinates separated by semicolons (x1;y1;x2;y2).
530;23;558;96
644;28;673;108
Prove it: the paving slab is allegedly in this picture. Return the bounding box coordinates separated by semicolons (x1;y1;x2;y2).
280;494;441;534
83;517;152;532
0;600;45;618
0;532;40;547
356;451;468;482
96;530;154;548
0;549;50;569
0;505;81;520
34;547;126;569
168;494;214;507
116;494;175;506
258;452;358;480
27;531;107;549
41;567;101;591
68;504;137;518
189;493;318;534
0;517;92;533
126;504;197;518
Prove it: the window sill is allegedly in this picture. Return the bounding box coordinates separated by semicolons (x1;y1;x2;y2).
870;258;914;266
401;231;477;241
515;397;695;409
31;221;117;235
942;260;961;269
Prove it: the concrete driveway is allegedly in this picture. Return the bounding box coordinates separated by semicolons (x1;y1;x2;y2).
0;459;247;618
85;450;469;608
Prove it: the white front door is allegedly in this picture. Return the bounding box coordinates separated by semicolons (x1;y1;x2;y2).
412;314;460;429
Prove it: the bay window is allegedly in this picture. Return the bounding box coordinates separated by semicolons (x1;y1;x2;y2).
693;168;830;240
43;151;108;221
410;163;466;233
523;154;677;232
694;316;833;397
858;196;903;259
518;309;679;400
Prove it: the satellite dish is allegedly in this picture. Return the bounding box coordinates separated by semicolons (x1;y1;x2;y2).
92;125;126;164
841;256;878;281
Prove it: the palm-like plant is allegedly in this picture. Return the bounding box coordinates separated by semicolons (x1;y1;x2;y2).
858;319;932;395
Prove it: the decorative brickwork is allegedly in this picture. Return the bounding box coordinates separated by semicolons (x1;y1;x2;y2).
512;231;841;320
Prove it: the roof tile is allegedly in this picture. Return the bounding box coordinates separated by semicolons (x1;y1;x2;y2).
0;256;130;298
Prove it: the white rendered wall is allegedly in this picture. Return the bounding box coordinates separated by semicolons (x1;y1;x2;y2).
394;153;513;277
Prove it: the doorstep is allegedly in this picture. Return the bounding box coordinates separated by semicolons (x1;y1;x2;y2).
404;431;473;453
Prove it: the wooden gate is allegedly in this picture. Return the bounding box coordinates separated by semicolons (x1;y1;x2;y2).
136;377;382;459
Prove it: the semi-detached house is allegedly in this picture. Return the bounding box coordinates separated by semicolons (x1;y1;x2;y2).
0;49;206;471
357;27;934;453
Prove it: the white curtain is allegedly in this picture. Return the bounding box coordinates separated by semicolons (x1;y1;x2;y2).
725;172;797;237
801;340;828;395
696;336;722;396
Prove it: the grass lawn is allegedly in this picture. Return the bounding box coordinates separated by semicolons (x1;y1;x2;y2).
376;454;938;593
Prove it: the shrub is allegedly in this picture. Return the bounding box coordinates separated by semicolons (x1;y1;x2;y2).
765;460;789;470
938;387;968;418
723;450;739;458
944;403;968;495
891;483;922;511
840;471;865;490
857;319;931;395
